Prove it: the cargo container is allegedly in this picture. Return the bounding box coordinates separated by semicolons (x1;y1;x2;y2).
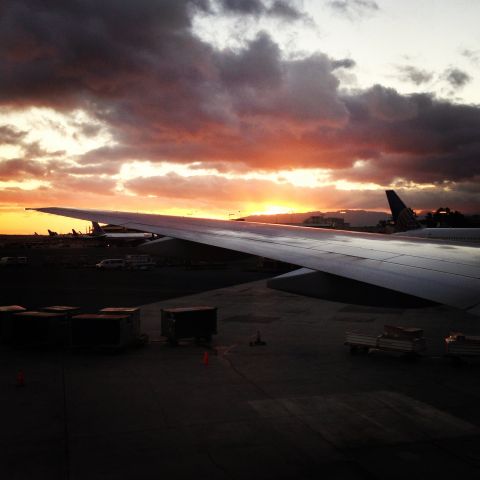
70;314;132;349
0;305;26;343
161;306;217;345
99;307;141;339
41;306;81;345
10;311;66;346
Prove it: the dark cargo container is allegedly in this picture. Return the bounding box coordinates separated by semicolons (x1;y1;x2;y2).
161;306;217;345
99;307;141;339
0;305;26;343
10;311;65;346
70;314;131;349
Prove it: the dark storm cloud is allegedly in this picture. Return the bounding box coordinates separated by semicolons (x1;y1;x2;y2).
444;68;471;89
1;0;480;204
397;65;433;85
0;0;198;106
327;86;480;183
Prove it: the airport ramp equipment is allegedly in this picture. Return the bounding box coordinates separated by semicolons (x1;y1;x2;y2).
70;313;133;350
42;306;82;345
161;306;217;345
99;307;141;340
9;311;66;346
445;333;480;358
345;332;380;353
42;305;81;318
346;325;426;355
0;305;26;343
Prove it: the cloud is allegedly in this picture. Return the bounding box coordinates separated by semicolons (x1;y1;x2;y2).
267;1;308;20
396;65;433;85
0;125;27;144
216;0;306;19
0;159;49;181
461;48;480;66
444;68;471;89
331;58;356;70
0;0;479;213
327;0;379;19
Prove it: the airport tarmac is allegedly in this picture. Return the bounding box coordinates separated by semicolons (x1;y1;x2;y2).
2;279;480;479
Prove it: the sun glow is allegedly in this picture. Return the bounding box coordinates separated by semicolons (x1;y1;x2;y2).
250;205;295;216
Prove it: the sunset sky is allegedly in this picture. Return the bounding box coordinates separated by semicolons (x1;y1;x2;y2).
1;0;479;234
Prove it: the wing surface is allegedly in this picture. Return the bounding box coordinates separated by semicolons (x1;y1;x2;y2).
29;207;480;315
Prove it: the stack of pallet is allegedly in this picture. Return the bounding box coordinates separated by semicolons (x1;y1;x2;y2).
345;325;426;355
445;332;480;357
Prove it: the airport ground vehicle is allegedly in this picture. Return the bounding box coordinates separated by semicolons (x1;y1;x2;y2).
0;256;27;266
95;259;125;270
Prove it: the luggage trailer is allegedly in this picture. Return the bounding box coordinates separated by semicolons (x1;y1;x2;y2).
345;325;426;357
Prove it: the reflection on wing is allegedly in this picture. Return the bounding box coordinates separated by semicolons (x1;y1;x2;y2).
28;207;480;315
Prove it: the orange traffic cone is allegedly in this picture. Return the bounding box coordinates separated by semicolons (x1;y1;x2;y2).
203;351;209;366
17;369;25;387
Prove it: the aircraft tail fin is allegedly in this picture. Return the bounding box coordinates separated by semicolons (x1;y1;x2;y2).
91;221;106;237
385;190;422;232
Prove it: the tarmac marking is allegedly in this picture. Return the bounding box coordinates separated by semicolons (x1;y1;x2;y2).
249;391;478;449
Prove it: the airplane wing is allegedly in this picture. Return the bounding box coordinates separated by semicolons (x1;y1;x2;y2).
28;207;480;315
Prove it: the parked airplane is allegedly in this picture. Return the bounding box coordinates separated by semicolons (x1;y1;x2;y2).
386;190;480;243
91;221;156;242
28;206;480;315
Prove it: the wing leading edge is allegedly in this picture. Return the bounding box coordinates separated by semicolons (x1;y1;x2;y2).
28;207;480;316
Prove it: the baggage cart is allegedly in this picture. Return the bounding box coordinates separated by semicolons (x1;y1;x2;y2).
345;331;380;353
378;336;426;354
99;307;141;340
161;306;217;345
445;333;480;361
346;325;426;357
0;305;26;343
10;311;66;346
42;305;81;318
70;314;132;350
